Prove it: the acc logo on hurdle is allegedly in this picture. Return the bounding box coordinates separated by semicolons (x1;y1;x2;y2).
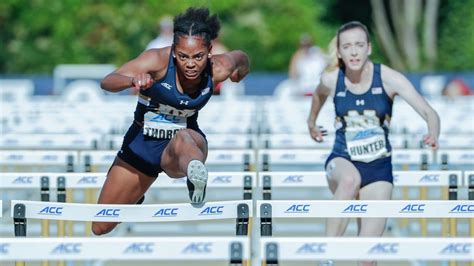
283;175;304;183
211;175;232;184
449;204;474;213
368;243;399;254
123;242;155;254
51;243;82;254
440;243;472;254
77;176;98;184
182;242;213;253
95;208;121;217
38;206;63;216
199;206;224;216
12;176;33;184
342;204;368;213
285;204;310;213
418;174;440;182
296;243;327;254
399;204;425;213
153;208;179;217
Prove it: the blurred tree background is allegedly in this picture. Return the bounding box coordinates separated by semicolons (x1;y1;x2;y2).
0;0;472;74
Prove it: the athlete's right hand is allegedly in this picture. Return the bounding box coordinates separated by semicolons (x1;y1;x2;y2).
131;73;153;91
308;125;327;142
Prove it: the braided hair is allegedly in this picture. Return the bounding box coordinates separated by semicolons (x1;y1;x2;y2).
173;7;221;47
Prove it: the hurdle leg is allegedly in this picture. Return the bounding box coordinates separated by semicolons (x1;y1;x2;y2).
399;164;410;231
40;176;50;266
419;187;428;237
66;189;74;236
14;203;26;266
471;216;474;266
419;155;429;238
448;217;458;266
441;155;449;238
441;187;449;237
448;174;458;266
85;188;95;236
263;242;278;266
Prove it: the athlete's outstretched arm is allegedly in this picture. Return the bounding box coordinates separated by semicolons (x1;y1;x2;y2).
101;49;167;93
307;72;333;142
211;51;250;84
382;66;440;148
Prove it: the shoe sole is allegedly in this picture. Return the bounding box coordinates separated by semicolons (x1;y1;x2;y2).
187;160;208;207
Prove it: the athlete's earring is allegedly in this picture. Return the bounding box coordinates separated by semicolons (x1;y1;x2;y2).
208;53;212;58
172;52;176;58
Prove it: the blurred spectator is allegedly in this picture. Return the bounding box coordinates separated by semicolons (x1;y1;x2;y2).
442;78;473;97
145;16;173;50
288;33;327;96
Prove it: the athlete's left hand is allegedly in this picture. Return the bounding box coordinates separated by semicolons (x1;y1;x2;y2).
423;134;438;149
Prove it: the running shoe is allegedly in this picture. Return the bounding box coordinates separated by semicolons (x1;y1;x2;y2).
186;160;208;207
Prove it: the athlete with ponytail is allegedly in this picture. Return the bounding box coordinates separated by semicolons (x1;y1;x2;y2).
93;7;249;235
307;21;439;266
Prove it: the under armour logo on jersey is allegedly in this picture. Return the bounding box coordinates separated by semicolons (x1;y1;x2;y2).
355;99;365;106
180;100;189;105
161;82;172;90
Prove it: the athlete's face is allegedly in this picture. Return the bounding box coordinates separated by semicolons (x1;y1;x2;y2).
173;36;210;80
337;28;371;71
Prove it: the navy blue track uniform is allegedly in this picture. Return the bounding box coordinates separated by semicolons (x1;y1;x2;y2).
325;64;393;188
118;53;213;177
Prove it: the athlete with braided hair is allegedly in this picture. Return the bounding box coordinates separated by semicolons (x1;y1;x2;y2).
92;7;249;235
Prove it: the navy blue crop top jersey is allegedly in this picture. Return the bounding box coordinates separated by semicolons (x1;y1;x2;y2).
331;63;393;163
117;52;213;177
135;52;214;138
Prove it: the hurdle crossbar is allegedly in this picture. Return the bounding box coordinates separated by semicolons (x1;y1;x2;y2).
256;200;473;218
261;237;473;261
11;200;252;222
0;237;249;261
257;171;464;188
0;172;257;189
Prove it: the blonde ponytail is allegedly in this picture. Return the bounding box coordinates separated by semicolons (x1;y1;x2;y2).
325;36;341;72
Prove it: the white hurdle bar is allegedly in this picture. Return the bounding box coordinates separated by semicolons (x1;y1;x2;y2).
106;134;255;149
0;172;257;190
0;150;76;166
80;149;255;171
258;170;464;188
0;237;249;261
259;149;434;170
11;200;252;222
256;200;473;218
261;237;474;261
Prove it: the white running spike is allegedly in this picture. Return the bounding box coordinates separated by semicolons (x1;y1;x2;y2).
186;160;208;206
